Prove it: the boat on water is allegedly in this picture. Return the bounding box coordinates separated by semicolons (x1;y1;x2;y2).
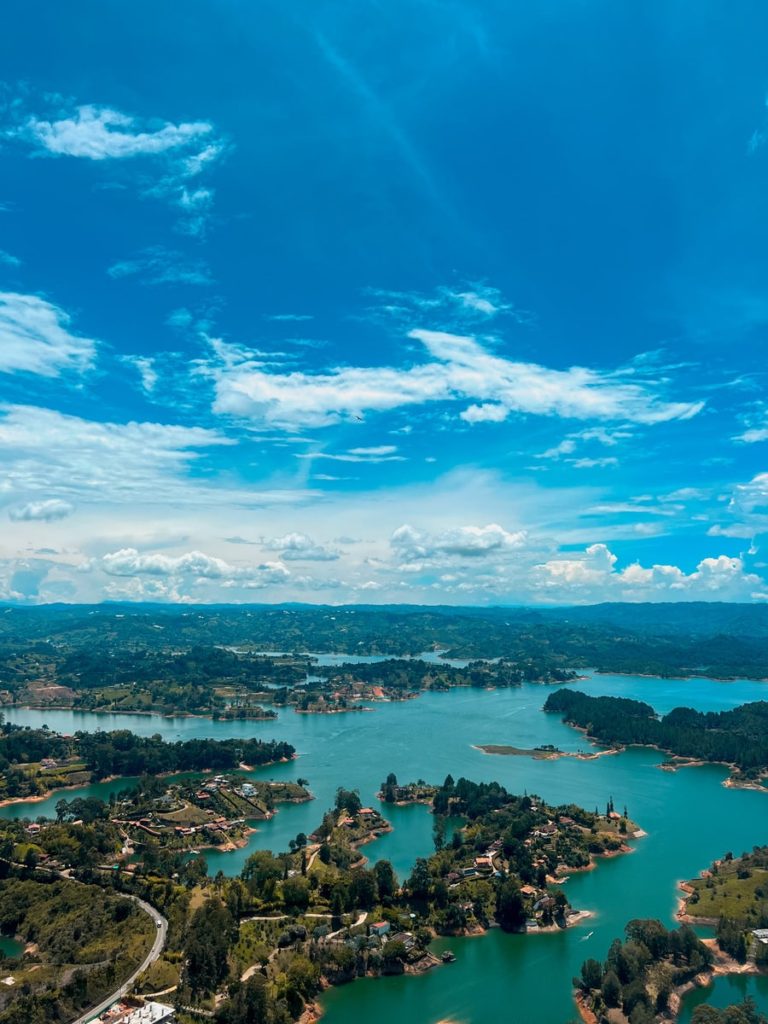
441;950;456;963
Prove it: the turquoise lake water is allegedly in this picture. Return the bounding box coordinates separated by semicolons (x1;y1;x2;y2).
2;670;767;1022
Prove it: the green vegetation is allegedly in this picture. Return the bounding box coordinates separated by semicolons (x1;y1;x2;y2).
0;772;642;1024
2;604;768;692
682;847;768;965
0;718;295;799
576;919;714;1024
544;689;768;780
0;875;154;1024
691;1000;768;1024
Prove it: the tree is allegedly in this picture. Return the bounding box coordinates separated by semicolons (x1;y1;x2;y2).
331;890;345;929
601;969;621;1008
185;899;235;995
282;876;310;912
373;860;397;900
433;816;445;852
691;1008;724;1024
215;975;269;1024
407;858;431;900
349;868;378;910
580;958;603;991
382;940;407;965
284;955;321;1015
495;879;526;932
242;849;282;901
335;788;362;815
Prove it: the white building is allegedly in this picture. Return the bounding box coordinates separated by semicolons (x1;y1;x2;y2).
95;1001;175;1024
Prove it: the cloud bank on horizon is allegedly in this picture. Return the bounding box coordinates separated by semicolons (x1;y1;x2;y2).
0;1;766;606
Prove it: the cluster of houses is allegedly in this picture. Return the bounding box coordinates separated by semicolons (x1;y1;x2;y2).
445;839;504;882
379;782;437;805
92;1000;175;1024
291;678;414;714
368;921;417;952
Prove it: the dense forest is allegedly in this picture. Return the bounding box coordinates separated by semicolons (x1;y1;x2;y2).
0;719;294;798
1;603;768;679
690;1004;768;1024
544;690;768;775
0;876;154;1024
575;918;714;1023
0;774;639;1023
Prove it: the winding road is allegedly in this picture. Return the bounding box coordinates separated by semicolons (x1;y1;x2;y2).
70;895;168;1024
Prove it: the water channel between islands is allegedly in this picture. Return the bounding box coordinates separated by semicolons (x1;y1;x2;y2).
3;668;768;1023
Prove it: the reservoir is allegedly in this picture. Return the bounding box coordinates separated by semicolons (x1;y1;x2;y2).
2;669;767;1022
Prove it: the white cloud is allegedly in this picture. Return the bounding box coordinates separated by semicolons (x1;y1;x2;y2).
101;547;290;587
297;445;406;463
736;427;768;444
7;99;225;236
263;532;339;561
206;326;703;430
460;403;509;424
532;545;763;602
9;498;74;522
0;250;21;267
367;283;527;325
266;313;314;322
108;247;212;286
391;522;527;562
707;524;756;539
123;355;158;393
18;104;213;160
0;292;96;376
0;404;233;500
570;456;618;469
538;426;633;460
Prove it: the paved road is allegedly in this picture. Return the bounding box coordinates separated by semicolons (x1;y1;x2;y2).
70;895;168;1024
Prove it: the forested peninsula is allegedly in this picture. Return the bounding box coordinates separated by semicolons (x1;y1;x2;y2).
0;719;294;802
543;690;768;787
0;775;640;1024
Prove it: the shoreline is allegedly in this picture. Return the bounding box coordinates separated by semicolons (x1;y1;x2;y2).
3;701;279;722
474;741;623;762
553;719;768;790
0;773;121;809
0;755;297;811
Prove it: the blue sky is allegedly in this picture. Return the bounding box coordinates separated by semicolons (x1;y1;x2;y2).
0;0;767;605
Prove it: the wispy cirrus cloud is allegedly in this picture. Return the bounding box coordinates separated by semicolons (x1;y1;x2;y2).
0;292;97;376
297;445;405;464
204;323;703;430
5;97;226;236
0;404;232;500
0;249;21;267
265;313;315;323
121;355;158;393
108;247;212;286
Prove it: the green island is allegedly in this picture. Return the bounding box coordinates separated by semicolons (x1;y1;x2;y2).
4;603;768;724
543;690;768;789
574;848;768;1024
678;847;768;967
0;720;295;802
0;643;574;719
0;772;641;1024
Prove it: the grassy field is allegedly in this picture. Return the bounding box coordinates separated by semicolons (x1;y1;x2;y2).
685;849;768;923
